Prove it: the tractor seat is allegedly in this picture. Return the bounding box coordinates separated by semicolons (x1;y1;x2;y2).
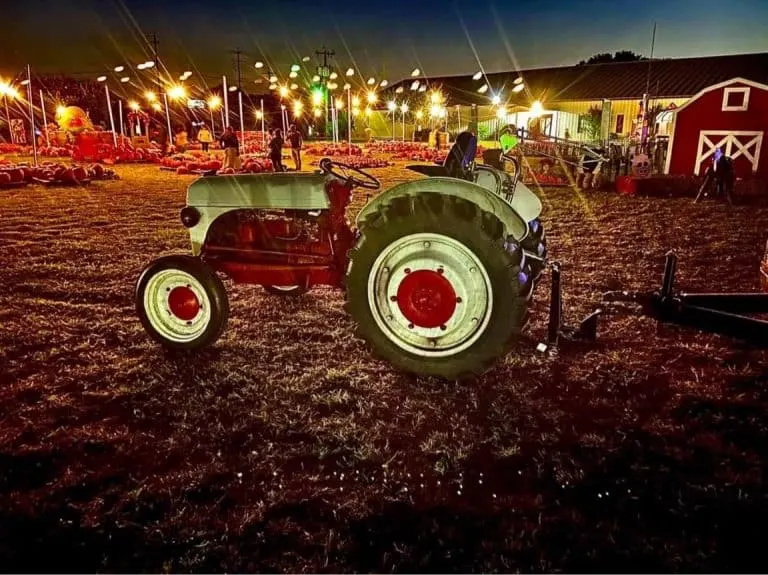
443;131;477;180
405;131;478;180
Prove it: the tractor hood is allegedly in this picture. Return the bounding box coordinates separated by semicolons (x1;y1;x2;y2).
186;172;332;210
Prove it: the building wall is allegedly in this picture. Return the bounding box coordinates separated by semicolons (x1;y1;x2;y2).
667;81;768;177
361;96;690;142
550;98;688;138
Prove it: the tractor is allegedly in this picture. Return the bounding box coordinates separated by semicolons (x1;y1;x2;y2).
135;131;548;379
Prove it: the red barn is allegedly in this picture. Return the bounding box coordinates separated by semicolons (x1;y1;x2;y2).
665;77;768;179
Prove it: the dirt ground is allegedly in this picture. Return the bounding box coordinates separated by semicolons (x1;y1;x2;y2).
1;157;767;572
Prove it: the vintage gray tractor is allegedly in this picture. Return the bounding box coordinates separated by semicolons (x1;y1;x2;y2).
135;131;549;379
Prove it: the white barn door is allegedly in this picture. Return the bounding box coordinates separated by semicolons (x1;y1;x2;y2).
694;130;763;175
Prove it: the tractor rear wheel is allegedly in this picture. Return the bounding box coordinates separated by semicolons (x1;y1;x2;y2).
521;218;547;281
136;255;229;350
346;193;534;380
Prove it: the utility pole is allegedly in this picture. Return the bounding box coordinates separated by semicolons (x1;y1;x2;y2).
315;45;336;70
641;22;657;144
147;32;161;89
230;48;247;133
315;46;335;138
231;48;246;88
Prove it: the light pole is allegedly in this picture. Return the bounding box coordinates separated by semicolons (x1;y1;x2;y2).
165;84;187;144
39;90;49;146
346;85;352;151
24;66;38;165
400;102;408;141
278;85;290;135
260;99;265;145
387;100;397;141
255;107;265;145
0;81;19;143
207;95;221;137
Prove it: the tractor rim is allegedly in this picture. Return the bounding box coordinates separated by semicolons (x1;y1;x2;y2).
143;269;212;342
367;232;493;358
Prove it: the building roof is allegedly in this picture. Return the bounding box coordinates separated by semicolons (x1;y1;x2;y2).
388;52;768;106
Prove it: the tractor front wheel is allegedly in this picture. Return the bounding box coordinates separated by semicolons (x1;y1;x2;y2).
346;194;533;380
136;255;229;350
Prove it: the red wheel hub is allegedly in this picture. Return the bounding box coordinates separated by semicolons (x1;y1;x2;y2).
168;286;200;321
395;269;457;328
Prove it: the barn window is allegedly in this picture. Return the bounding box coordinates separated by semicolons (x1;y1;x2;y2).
722;87;750;111
615;114;625;133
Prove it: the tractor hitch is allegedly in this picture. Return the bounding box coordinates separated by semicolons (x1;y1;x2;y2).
602;251;768;346
538;261;603;353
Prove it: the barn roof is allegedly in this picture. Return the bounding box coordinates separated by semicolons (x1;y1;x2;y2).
387;52;768;106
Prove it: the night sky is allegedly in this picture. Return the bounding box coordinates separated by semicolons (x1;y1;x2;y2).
2;0;767;84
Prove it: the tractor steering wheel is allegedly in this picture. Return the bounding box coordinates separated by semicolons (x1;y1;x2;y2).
320;158;381;190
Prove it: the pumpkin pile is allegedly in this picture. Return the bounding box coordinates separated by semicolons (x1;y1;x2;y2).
238;131;270;155
365;140;487;163
160;151;221;173
304;143;363;156
109;144;164;164
160;151;274;176
366;141;426;155
0;143;30;155
38;144;73;157
0;161;118;187
312;155;391;169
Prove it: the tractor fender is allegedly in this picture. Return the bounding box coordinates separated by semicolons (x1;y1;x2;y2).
356;177;529;241
508;181;543;225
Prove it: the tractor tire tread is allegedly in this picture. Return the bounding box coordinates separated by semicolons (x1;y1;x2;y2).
135;254;229;351
345;192;535;380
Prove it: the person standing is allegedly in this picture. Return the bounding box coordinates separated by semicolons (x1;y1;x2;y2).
174;126;188;152
219;125;241;170
287;124;303;171
269;129;284;172
197;124;213;152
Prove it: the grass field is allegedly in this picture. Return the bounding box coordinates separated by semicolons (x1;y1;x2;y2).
1;158;767;572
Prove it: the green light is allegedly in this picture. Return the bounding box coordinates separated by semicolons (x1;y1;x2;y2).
290;64;301;72
311;88;324;106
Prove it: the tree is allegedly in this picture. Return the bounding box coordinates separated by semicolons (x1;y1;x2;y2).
578;106;602;141
578;51;646;65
